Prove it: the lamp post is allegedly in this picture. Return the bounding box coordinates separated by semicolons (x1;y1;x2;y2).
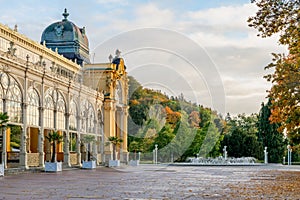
153;149;155;164
264;147;268;164
287;145;292;166
155;144;158;165
223;146;227;160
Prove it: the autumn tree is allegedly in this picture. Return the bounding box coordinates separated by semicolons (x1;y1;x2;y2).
248;0;300;136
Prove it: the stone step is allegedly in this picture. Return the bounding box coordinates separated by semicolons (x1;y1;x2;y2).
5;167;43;175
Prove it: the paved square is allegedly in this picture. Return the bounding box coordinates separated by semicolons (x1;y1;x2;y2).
0;165;299;199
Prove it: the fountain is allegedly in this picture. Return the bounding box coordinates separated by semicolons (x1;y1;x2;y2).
186;156;257;166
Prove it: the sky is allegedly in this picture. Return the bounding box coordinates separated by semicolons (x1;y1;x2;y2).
0;0;287;116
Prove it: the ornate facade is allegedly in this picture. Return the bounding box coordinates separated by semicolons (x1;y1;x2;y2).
0;10;128;170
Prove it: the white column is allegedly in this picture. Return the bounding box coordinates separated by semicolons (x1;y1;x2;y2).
118;108;124;162
38;126;44;167
1;127;7;169
64;113;71;167
76;133;81;166
39;68;45;167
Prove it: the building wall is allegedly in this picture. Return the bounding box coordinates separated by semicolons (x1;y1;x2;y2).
0;23;128;168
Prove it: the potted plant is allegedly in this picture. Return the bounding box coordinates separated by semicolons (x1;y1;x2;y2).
129;141;141;166
44;130;63;172
0;112;9;176
81;135;96;169
107;136;123;167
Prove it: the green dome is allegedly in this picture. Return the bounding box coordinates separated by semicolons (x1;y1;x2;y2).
41;9;90;66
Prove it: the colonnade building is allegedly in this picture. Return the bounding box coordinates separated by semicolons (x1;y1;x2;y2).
0;9;129;170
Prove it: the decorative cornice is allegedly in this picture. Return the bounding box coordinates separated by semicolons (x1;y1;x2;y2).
0;23;80;73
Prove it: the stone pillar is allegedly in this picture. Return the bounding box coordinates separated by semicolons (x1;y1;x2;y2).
39;70;45;167
117;107;123;162
63;113;71;167
100;119;105;164
122;106;128;157
76;133;81;166
103;100;116;163
38;127;44;167
76;113;81;166
20;57;29;169
93;119;98;163
19;126;28;169
118;106;129;163
20;100;28;169
1;127;7;168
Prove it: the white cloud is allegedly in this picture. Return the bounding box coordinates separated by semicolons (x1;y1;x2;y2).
0;1;287;115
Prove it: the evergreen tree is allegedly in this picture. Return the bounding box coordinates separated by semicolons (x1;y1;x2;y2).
258;99;286;163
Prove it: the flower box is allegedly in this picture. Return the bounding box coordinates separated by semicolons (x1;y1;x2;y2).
45;162;62;172
109;160;120;167
129;160;140;166
0;164;4;176
82;160;96;169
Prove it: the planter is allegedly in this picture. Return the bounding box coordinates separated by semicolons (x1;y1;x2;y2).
129;160;140;166
109;160;120;167
0;164;4;176
45;162;62;172
82;160;96;169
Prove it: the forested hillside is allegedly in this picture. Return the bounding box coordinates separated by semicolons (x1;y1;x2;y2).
127;76;287;162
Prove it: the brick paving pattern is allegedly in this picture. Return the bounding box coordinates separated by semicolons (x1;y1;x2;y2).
0;164;299;199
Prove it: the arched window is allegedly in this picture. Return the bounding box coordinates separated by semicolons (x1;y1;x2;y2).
27;88;39;126
80;100;87;132
44;88;66;129
80;100;95;133
57;93;65;130
44;91;54;128
87;105;95;133
1;73;22;123
0;84;3;112
69;99;77;131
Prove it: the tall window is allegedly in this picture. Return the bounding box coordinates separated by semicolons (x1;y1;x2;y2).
80;100;87;132
27;88;39;126
0;86;3;113
80;100;95;133
1;73;22;123
44;91;54;128
69;100;77;131
44;88;66;129
57;93;65;130
87;105;95;133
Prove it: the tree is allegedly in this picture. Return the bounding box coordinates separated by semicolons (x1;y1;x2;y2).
45;131;63;163
0;113;9;163
129;141;142;160
0;112;9;128
81;135;96;161
248;0;300;136
258;100;286;163
108;136;123;160
198;120;222;158
222;114;260;158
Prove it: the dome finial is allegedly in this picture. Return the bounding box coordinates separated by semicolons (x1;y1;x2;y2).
62;8;69;21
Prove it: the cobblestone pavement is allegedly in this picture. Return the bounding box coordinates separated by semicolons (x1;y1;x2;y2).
0;164;300;200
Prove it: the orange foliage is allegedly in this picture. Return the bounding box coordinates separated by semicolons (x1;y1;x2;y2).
165;106;181;126
130;99;140;105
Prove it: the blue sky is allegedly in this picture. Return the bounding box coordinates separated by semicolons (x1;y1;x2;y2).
0;0;286;115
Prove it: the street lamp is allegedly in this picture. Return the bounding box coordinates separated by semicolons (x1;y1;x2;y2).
155;144;158;165
287;145;292;166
